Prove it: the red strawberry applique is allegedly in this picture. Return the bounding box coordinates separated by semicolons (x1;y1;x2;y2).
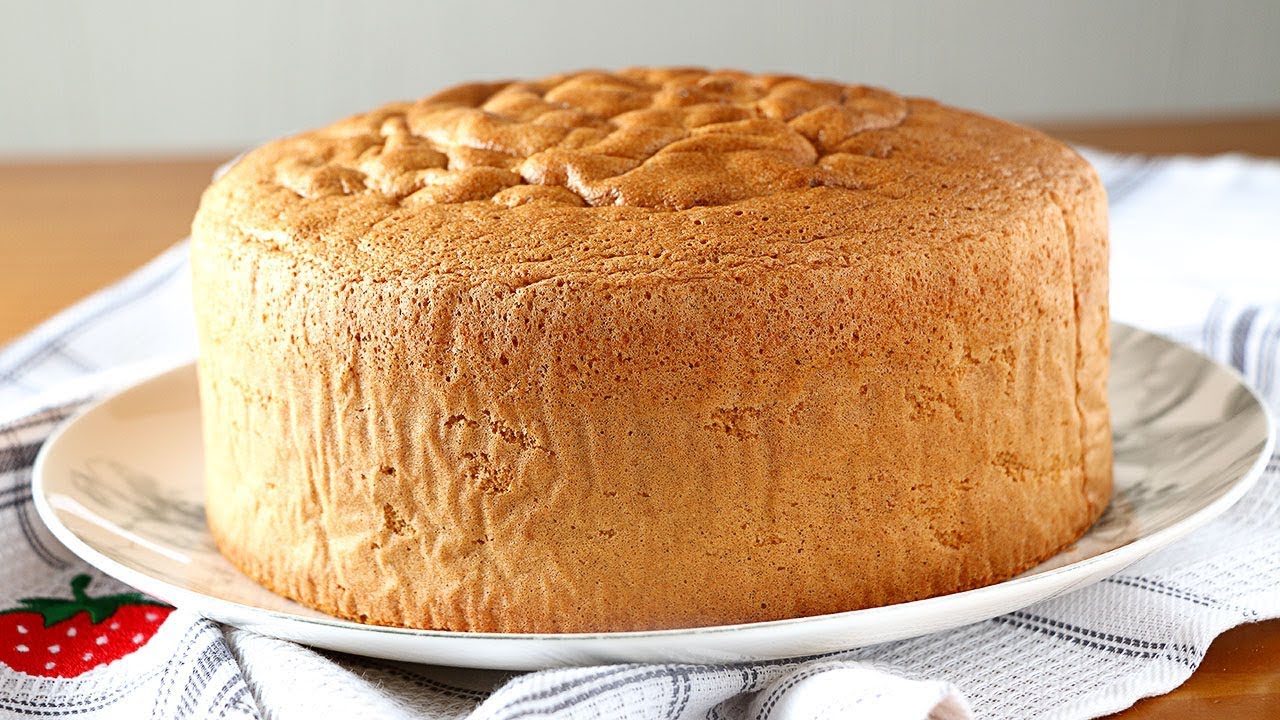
0;574;173;678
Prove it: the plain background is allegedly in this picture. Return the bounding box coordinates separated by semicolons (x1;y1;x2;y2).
3;0;1279;157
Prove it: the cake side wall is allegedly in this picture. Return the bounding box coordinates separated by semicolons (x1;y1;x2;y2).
1066;166;1113;515
192;196;1096;632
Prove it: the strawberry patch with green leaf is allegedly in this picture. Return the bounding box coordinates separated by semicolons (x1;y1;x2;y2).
0;574;173;678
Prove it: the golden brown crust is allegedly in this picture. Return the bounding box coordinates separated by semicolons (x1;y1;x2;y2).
192;67;1111;632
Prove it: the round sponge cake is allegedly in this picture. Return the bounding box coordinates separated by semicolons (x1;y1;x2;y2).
191;68;1111;633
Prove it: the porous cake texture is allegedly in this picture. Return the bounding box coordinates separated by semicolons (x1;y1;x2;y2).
192;68;1111;632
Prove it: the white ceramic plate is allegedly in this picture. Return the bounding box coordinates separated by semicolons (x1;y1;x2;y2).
32;323;1273;670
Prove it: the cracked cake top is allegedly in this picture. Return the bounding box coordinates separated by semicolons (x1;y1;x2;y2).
195;67;1093;284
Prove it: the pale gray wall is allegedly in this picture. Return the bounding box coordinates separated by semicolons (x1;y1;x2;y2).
3;0;1278;157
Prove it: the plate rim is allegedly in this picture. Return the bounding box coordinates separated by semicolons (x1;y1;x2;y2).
30;322;1276;646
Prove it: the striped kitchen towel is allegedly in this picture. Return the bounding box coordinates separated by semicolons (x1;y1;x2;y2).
1;149;1279;719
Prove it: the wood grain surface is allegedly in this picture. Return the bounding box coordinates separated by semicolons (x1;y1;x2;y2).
1040;112;1280;158
0;115;1277;717
0;158;219;345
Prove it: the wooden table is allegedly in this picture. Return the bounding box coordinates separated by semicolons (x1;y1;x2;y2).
2;115;1278;717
